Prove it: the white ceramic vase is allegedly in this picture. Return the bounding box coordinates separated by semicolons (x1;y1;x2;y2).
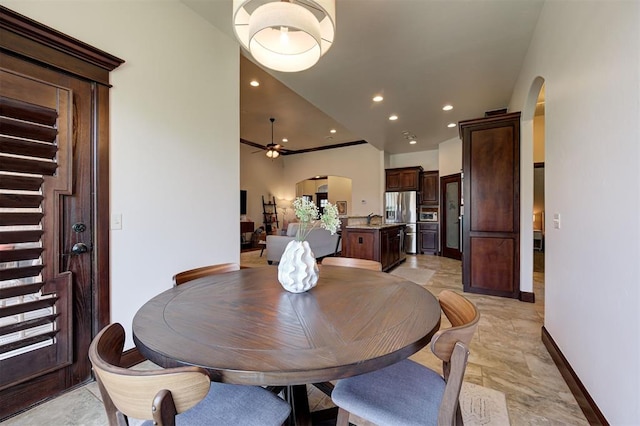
277;240;319;293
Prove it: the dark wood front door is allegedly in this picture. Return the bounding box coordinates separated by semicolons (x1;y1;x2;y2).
0;7;122;418
461;113;520;298
0;53;96;419
440;174;462;260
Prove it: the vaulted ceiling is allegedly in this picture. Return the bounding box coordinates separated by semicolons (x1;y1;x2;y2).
183;0;544;155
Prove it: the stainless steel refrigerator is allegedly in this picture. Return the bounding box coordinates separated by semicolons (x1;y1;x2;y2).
384;191;418;254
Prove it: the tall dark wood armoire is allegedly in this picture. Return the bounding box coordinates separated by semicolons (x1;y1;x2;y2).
460;112;521;299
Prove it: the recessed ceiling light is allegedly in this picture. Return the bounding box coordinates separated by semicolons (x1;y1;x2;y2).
447;123;456;128
250;80;259;87
409;140;417;145
373;95;383;102
389;115;398;121
442;104;453;111
282;138;288;143
330;129;336;134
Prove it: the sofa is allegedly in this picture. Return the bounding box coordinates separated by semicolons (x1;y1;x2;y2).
266;223;341;264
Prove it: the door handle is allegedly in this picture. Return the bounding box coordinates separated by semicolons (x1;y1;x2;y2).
71;243;90;255
63;242;91;256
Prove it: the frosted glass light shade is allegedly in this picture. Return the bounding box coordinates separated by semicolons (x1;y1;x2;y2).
266;149;280;158
233;0;336;73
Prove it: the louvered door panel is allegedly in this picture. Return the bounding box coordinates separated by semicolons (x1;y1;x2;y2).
0;83;73;390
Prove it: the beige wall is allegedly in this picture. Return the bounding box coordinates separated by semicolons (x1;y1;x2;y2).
282;144;385;216
509;1;640;421
240;143;285;229
438;137;463;177
2;0;241;349
327;176;352;215
533;114;545;163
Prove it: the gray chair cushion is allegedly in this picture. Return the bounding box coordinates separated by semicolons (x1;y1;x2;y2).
141;382;290;426
332;359;445;426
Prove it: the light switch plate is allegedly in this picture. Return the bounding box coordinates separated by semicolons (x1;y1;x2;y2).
111;213;122;230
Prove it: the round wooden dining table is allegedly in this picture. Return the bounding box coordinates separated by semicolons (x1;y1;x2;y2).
132;265;441;425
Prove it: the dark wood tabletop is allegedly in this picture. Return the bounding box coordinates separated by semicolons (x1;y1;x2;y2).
132;265;441;387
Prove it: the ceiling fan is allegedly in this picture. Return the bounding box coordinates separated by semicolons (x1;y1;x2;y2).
252;117;287;158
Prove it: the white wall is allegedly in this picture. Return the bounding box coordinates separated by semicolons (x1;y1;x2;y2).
3;0;241;349
388;149;438;171
510;1;640;422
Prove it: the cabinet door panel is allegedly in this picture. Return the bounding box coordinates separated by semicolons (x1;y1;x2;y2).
469;237;515;293
385;171;401;191
420;171;439;205
461;112;520;299
400;171;418;190
344;232;375;260
469;127;515;232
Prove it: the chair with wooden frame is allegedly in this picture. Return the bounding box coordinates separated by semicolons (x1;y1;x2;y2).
311;256;382;397
321;257;382;271
331;290;480;426
89;323;291;426
172;262;240;286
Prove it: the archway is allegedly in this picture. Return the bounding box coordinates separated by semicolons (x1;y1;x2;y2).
521;76;546;306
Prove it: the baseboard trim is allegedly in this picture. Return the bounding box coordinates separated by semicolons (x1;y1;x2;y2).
519;291;535;303
541;326;608;425
120;347;146;368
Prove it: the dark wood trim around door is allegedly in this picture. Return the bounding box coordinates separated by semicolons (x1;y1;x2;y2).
0;6;123;419
440;173;462;260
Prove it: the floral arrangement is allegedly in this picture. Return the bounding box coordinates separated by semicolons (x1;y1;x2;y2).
291;197;341;242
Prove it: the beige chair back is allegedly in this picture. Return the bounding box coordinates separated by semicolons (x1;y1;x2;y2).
322;257;382;271
173;262;240;286
89;323;211;425
431;290;479;426
430;290;479;363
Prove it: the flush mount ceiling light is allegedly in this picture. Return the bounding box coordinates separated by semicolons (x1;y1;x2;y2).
233;0;336;73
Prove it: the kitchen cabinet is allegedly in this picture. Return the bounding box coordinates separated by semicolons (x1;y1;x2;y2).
420;170;439;206
342;225;406;271
460;112;520;299
418;223;439;255
385;167;423;192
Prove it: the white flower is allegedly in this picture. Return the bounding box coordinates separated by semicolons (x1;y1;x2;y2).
292;197;341;241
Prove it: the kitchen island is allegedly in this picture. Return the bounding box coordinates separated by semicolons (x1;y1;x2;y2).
341;223;407;272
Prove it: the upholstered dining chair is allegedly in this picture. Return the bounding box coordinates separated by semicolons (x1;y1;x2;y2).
331;290;480;426
172;262;240;286
321;256;383;271
89;323;291;426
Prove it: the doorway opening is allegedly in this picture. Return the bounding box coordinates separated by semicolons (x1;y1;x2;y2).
533;84;545;298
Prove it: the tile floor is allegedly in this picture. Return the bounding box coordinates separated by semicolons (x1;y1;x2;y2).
3;251;588;425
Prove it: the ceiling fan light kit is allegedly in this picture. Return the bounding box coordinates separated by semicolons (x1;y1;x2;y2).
233;0;336;72
266;117;281;159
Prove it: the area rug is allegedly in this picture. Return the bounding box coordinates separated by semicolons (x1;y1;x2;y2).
240;248;271;268
389;266;435;285
460;382;511;426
